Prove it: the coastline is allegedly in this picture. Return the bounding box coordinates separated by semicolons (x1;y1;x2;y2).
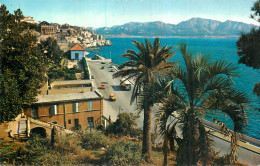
103;35;240;39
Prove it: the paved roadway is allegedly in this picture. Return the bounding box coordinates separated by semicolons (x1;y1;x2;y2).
88;60;260;165
88;61;144;127
210;133;260;165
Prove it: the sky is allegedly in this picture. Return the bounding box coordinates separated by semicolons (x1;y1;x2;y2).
0;0;258;28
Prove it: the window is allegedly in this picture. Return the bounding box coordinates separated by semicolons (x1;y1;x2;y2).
88;101;93;110
31;107;38;119
68;119;71;124
49;105;57;116
73;102;79;113
87;117;94;129
74;119;79;126
54;105;57;115
74;119;81;130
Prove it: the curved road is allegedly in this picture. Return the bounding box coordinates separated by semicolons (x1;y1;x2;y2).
88;60;260;165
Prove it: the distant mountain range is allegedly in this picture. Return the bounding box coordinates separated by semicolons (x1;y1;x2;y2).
90;18;257;37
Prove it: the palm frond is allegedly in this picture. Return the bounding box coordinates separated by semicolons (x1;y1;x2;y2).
208;59;238;78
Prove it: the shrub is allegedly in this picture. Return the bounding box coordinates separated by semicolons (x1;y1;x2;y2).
82;57;90;79
0;140;15;164
71;125;82;131
14;136;61;165
47;67;77;80
106;112;139;137
80;131;109;150
64;73;76;80
104;140;143;166
11;135;83;165
55;133;82;155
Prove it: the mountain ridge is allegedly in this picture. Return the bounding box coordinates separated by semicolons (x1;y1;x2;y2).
90;17;257;37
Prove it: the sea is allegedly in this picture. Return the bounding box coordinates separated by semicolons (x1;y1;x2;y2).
87;37;260;140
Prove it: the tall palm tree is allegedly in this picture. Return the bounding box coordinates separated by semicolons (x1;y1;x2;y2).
113;38;176;162
155;44;250;165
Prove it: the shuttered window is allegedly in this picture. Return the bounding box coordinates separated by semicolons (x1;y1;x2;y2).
73;102;79;113
88;101;93;110
31;107;38;119
49;105;57;116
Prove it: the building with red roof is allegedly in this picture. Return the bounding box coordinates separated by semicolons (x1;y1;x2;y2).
69;43;88;60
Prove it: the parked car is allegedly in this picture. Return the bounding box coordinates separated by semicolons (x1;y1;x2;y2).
109;65;113;68
91;75;95;79
101;84;106;89
109;93;116;101
101;61;106;64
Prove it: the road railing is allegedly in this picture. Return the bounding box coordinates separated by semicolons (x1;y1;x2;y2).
202;119;260;148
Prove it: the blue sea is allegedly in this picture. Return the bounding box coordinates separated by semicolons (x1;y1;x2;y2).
88;37;260;140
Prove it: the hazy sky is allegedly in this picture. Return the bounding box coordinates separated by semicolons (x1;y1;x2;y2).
1;0;258;28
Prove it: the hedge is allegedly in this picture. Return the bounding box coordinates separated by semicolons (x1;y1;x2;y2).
82;57;90;79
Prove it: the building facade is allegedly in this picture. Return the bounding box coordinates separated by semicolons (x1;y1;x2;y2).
41;25;56;36
70;43;88;60
21;16;35;24
25;91;103;130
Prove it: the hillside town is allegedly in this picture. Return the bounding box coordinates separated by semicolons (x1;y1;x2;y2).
0;1;260;166
1;14;114;141
22;16;112;51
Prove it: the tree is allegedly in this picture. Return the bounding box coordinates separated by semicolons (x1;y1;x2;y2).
236;0;260;69
113;38;176;162
0;5;47;123
156;44;250;165
38;37;64;65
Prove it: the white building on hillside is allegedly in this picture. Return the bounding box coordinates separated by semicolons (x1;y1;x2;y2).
70;43;88;60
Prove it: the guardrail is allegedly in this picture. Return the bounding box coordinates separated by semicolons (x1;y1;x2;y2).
202;119;260;148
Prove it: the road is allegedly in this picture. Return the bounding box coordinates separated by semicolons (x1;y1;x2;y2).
210;133;260;165
88;60;260;165
88;61;144;127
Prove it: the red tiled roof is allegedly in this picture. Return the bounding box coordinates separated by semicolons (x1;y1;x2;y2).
69;43;85;51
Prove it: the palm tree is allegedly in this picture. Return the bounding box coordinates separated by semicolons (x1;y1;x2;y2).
113;38;177;162
155;44;250;165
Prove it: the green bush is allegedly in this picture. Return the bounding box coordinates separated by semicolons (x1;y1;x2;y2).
64;73;76;80
104;140;143;166
0;140;15;164
106;112;139;137
55;133;82;155
82;57;90;79
80;131;109;150
13;136;61;165
9;135;84;165
47;67;77;80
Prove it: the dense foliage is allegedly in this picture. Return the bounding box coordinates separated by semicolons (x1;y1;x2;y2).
0;5;47;123
106;112;142;138
80;131;110;150
47;67;80;81
236;0;260;69
38;37;64;65
103;141;143;166
0;135;79;165
236;28;260;69
82;57;90;79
